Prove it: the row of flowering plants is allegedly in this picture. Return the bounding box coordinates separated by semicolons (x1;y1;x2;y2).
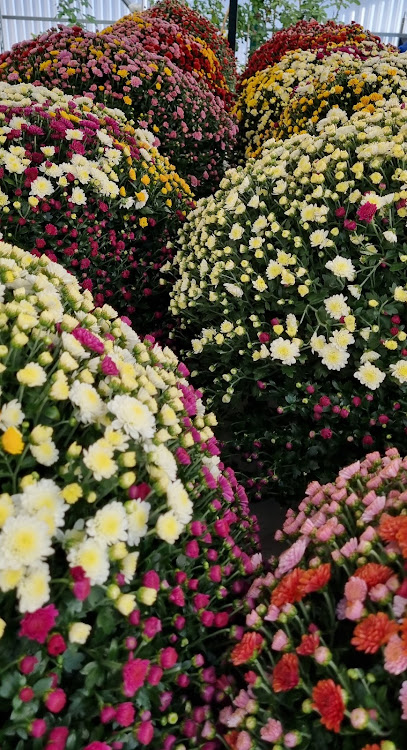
234;43;397;158
0;81;194;340
278;54;407;139
105;11;232;105
147;0;237;90
0;239;260;748
0;26;238;196
240;19;385;86
221;447;407;749
168;100;407;502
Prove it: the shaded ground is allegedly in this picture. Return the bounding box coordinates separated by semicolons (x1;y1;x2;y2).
253;501;287;560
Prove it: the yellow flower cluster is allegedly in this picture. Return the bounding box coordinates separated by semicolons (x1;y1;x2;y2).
278;54;407;139
0;240;220;613
235;43;398;158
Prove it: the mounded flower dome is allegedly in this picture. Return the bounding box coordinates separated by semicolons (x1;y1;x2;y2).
0;82;194;339
170;100;407;501
221;448;407;749
0;27;238;196
0;239;260;749
104;11;231;105
147;0;237;90
234;44;396;158
240;19;386;85
278;54;407;140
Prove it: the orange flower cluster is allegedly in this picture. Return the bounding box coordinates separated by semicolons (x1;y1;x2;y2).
271;563;331;608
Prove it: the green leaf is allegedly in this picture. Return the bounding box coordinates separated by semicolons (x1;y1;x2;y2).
62;646;85;674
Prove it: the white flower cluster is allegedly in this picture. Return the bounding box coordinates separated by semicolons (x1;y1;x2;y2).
0;82;161;206
0;241;220;612
170;99;407;401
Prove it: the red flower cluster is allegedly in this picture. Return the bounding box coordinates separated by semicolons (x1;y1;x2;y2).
240;19;384;83
147;0;237;88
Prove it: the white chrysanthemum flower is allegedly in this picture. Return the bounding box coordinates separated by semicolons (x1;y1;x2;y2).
103;426;129;452
269;338;300;365
120;551;139;583
29;176;53;198
156;511;183;544
17;362;47;387
83;440;117;481
324;294;351;320
390;360;407;384
108;395;155;440
87;501;128;545
0;494;14;529
127;500;150;546
309;229;332;248
1;515;52;568
20;479;66;530
17;562;50;612
310;334;326;353
223;283;243;298
148;443;177;482
0;567;23;592
354;362;386;390
68;538;109;585
229;223;244;240
348;285;361;299
329;329;355;349
383;230;397;243
325;255;356;281
320;344;350;371
360;350;380;363
0;399;24;430
69;381;106;423
167;480;193;524
30;441;59;467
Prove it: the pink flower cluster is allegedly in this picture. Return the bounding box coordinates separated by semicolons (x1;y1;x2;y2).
220;448;407;748
0;26;238;194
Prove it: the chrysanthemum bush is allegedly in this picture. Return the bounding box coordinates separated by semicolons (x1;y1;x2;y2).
147;0;237;90
278;54;407;139
0;27;238;195
0;82;194;339
104;12;232;105
169;101;407;501
240;19;384;85
0;239;261;748
234;43;392;158
221;447;407;749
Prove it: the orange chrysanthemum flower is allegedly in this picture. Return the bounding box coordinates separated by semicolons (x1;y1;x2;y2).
230;631;264;666
378;513;401;543
360;745;381;750
396;518;407;558
272;652;299;693
351;612;399;654
354;562;393;589
298;563;331;595
296;631;320;656
225;731;239;749
312;678;345;733
271;568;302;608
